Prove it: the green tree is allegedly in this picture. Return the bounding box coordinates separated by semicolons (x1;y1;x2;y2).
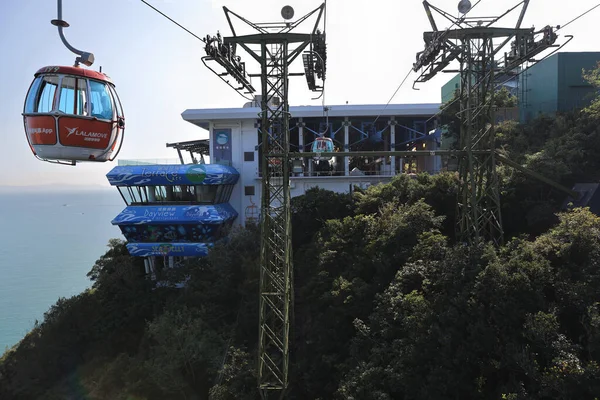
339;208;600;399
583;61;600;116
292;200;443;398
291;187;354;248
141;307;225;398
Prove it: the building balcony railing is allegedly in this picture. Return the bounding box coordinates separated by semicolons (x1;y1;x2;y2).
257;153;447;178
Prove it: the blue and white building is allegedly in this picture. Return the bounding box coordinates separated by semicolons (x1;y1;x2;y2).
107;100;442;272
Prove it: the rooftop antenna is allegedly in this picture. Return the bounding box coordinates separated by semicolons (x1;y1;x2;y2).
50;0;94;67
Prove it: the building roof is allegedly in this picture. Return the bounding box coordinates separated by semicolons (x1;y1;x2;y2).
166;139;210;156
182;103;442;130
106;164;239;186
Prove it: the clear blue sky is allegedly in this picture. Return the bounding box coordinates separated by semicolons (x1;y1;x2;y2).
0;0;597;187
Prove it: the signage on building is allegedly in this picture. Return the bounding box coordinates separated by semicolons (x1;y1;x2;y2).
213;128;232;165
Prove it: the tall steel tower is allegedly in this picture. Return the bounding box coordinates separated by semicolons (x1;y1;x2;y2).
413;0;558;245
203;4;326;399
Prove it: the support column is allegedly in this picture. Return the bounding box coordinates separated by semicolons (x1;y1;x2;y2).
382;124;388;172
298;119;305;177
344;117;349;176
390;117;396;175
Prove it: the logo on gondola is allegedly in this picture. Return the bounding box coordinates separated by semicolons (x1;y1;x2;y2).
64;126;109;142
66;126;78;137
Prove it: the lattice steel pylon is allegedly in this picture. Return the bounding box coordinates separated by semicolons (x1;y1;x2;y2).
456;34;503;244
202;5;326;399
413;0;558;245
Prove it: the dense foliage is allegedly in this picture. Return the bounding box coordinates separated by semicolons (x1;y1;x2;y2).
2;66;600;399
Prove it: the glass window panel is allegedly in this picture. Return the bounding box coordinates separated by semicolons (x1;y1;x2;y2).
130;187;140;203
172;185;183;201
165;186;175;201
179;185;194;201
136;187;148;203
195;185;217;204
117;185;235;205
146;186;157;202
223;185;232;203
36;75;58;113
24;77;43;113
215;186;225;203
220;185;229;203
58;76;76;114
108;84;124;118
89;80;114;120
76;78;88;116
155;186;167;202
118;187;133;205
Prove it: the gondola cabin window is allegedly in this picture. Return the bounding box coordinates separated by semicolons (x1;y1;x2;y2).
25;75;59;113
58;77;88;116
108;85;124;119
24;77;43;113
89;80;114;120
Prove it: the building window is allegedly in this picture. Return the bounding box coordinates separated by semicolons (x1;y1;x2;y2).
244;151;255;162
244;186;255;196
117;184;227;205
195;185;217;204
214;185;235;203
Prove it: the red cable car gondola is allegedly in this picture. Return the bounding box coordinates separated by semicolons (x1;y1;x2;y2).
23;0;125;165
23;66;125;164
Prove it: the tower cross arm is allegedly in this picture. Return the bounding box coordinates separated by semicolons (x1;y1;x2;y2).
423;27;532;41
224;33;314;45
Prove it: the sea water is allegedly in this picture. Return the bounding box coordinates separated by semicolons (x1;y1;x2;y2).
0;188;125;351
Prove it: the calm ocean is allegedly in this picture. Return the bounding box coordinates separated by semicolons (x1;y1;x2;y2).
0;188;125;351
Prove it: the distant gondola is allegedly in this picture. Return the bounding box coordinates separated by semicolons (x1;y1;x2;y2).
311;136;334;160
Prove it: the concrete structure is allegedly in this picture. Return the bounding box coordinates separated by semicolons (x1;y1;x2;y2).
182;102;442;226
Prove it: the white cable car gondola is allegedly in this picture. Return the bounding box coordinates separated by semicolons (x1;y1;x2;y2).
22;0;125;165
311;136;334;161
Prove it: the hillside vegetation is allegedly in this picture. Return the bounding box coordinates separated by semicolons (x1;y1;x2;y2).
2;63;600;399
